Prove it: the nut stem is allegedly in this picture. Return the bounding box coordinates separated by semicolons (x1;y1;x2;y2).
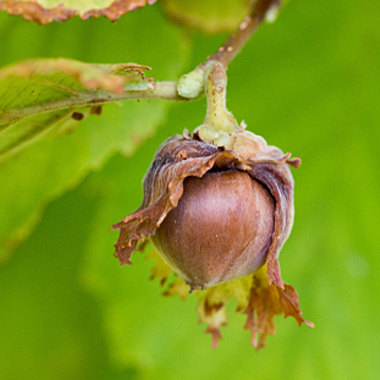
203;62;238;133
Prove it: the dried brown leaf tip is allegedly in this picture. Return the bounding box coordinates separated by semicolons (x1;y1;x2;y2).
197;266;313;349
0;0;156;24
111;125;313;348
111;61;312;348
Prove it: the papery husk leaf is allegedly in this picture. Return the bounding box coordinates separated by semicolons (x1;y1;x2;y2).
145;247;193;300
145;248;172;286
196;266;313;349
196;275;252;348
243;266;314;350
162;279;191;300
111;135;218;265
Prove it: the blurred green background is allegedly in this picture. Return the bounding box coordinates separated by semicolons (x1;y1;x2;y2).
1;0;380;379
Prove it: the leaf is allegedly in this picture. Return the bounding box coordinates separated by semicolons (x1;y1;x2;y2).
145;247;173;286
0;58;154;162
162;0;250;34
0;0;156;24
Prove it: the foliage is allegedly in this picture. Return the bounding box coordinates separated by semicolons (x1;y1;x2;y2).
0;0;155;23
0;1;380;380
162;0;249;34
0;58;154;161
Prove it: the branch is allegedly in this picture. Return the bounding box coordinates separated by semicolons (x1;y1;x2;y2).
177;0;281;99
1;81;189;126
206;0;281;68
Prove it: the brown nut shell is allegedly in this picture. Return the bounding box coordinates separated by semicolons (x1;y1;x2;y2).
151;170;275;289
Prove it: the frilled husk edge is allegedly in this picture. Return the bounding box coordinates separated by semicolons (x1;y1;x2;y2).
147;248;313;350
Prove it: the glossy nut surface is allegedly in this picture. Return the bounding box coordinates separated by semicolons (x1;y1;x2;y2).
151;170;275;289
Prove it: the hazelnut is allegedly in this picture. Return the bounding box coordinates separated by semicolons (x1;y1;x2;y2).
151;170;275;289
111;130;300;290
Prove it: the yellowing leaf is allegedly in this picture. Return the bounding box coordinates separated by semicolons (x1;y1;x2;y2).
0;0;156;24
162;279;191;300
145;248;173;286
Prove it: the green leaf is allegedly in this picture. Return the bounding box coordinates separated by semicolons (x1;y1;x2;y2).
0;0;156;24
162;0;250;34
0;58;154;161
